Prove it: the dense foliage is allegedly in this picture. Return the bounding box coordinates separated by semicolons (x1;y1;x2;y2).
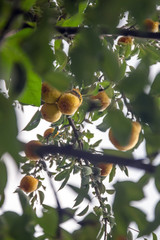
1;0;160;239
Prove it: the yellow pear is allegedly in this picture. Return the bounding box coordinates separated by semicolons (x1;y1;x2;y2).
41;103;62;122
91;90;111;111
57;89;82;115
118;36;133;45
41;82;61;103
109;121;141;151
97;163;113;176
25;140;42;161
20;175;39;193
144;19;159;32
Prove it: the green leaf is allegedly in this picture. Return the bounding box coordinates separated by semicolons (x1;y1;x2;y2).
113;180;146;236
68;184;91;207
18;70;42;106
109;165;116;182
0;94;20;163
58;13;84;27
16;188;34;216
9;62;26;98
70;29;102;86
106;189;115;195
23;110;41;131
58;174;70;191
101;48;120;82
3;39;42;106
0;160;7;195
107;109;132;146
92;139;102;148
55;169;71;181
38;205;58;237
77;205;89;216
21;0;37;11
44;71;71;92
152;232;158;240
81;166;92;176
38;190;45;205
73;213;101;240
132;93;160;130
118;61;149;96
150;73;160;97
55;49;68;70
1;211;35;240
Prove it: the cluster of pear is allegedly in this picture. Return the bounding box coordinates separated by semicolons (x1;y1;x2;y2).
20;82;142;187
41;82;83;123
19;127;58;193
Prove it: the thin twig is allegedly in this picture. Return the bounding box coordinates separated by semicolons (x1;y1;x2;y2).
67;117;109;239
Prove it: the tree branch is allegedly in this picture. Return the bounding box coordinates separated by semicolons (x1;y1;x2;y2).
55;26;160;40
36;144;155;173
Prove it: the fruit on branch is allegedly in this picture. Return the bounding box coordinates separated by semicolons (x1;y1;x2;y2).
91;90;111;111
25;140;42;161
144;18;159;32
43;127;59;138
97;163;113;176
118;36;133;45
57;88;82;115
19;175;39;193
109;121;141;151
70;88;83;106
41;82;61;103
41;103;62;122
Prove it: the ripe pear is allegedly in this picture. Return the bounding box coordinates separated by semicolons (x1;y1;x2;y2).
91;90;111;111
43;127;59;138
41;82;61;103
118;36;133;45
25;140;42;161
20;175;39;193
97;163;113;176
144;19;159;32
41;103;62;122
109;121;141;151
57;89;82;115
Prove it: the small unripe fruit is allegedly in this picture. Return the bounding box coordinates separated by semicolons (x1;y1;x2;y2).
20;175;38;193
109;121;141;151
43;127;59;138
144;19;159;32
41;103;62;122
97;163;113;176
91;90;111;111
118;36;133;45
57;89;82;115
25;140;42;161
41;82;61;103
